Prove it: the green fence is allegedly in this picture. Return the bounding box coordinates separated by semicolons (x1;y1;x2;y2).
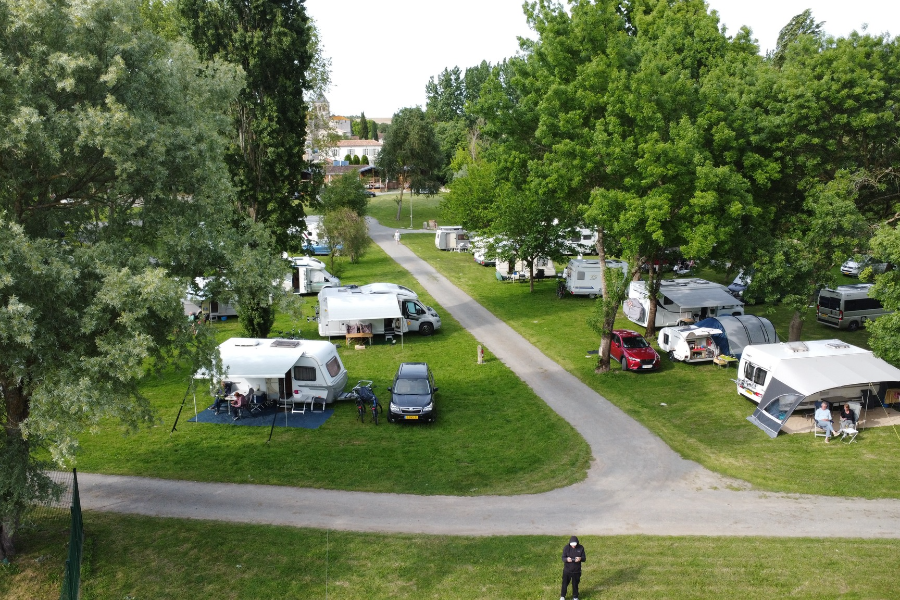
59;468;83;600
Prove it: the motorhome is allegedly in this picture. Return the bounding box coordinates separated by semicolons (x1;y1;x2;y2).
197;337;348;404
470;235;498;266
559;259;629;298
182;277;238;320
285;256;341;295
737;340;900;411
562;227;598;255
656;326;723;363
435;226;471;251
816;283;891;331
317;286;441;337
496;256;556;281
622;278;744;328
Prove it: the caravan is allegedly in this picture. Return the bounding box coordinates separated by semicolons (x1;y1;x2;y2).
656;326;724;363
317;285;442;338
285;256;341;295
435;226;471;251
182;277;238;320
559;259;629;298
622;278;744;328
199;337;348;405
658;315;779;363
496;256;556;281
562;228;598;255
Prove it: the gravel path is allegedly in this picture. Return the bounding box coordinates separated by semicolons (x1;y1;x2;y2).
77;220;900;538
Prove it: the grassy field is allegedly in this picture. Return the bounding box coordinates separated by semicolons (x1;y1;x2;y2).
394;230;900;500
72;242;590;496
7;510;899;600
366;190;444;231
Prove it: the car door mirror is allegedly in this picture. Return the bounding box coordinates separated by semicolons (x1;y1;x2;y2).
433;387;439;393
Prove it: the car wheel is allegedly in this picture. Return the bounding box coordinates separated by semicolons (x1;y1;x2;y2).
621;357;629;371
419;322;434;336
847;320;860;332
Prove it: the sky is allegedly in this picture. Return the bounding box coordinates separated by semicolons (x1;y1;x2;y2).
305;0;900;118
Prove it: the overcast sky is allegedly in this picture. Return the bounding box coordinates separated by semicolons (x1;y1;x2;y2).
305;0;900;118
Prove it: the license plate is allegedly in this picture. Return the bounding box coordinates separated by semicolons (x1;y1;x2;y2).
642;365;654;369
404;415;419;420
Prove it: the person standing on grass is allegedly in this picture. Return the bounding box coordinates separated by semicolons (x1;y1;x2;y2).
561;535;586;600
394;229;401;245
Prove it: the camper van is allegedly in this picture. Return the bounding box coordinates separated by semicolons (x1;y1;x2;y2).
317;286;441;337
622;278;744;328
435;226;471;251
816;283;891;331
737;340;900;411
200;337;348;404
182;277;238;320
657;326;723;363
559;259;629;298
496;256;556;281
285;256;341;295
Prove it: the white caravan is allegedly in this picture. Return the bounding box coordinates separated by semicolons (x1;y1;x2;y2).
562;228;598;255
182;277;238;320
559;259;629;298
435;226;471;251
285;256;341;295
496;256;557;281
622;278;744;328
816;283;892;331
317;286;441;337
197;337;348;404
657;326;724;363
737;339;900;410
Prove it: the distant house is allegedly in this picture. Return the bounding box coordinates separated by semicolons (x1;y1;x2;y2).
330;115;352;137
330;139;383;163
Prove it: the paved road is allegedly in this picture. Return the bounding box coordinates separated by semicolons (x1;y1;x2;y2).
78;220;900;538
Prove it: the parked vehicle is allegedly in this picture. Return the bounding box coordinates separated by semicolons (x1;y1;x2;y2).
622;278;744;328
841;255;889;277
197;337;348;404
657;325;723;363
285;256;340;295
562;227;598;255
387;362;438;423
182;277;238;320
558;258;629;298
610;329;661;372
816;283;891;331
363;190;376;198
317;285;441;337
302;236;335;256
496;256;556;281
470;235;498;266
727;270;752;298
435;226;471;251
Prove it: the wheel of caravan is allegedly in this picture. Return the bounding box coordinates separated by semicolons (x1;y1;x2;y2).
419;322;435;336
588;293;597;299
556;281;565;299
668;350;677;362
847;320;860;331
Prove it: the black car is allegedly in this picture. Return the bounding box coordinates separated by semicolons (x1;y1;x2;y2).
387;362;438;423
364;190;376;197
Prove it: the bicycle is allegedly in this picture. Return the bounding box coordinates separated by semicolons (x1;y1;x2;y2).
348;380;374;423
274;326;303;340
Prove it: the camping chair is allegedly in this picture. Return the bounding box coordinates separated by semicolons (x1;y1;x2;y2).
840;402;863;444
249;391;266;415
812;400;834;440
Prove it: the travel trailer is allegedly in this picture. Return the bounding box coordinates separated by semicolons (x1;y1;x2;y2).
182;277;238;320
496;257;556;281
317;286;441;337
816;283;892;331
285;256;341;295
656;326;724;363
435;226;471;251
562;228;598;255
559;259;629;298
197;337;349;404
622;278;744;328
737;340;900;411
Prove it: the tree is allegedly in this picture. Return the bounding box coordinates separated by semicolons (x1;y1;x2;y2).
376;107;442;220
359;111;369;139
320;207;371;265
351;154;360;165
344;153;353;162
319;173;369;216
0;0;238;558
180;0;314;249
370;119;379;141
361;155;369;165
867;225;900;365
425;67;464;122
771;9;824;69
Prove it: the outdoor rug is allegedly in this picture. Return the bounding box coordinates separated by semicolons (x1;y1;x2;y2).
189;404;334;429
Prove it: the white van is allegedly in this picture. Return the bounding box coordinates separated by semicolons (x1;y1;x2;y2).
285;256;341;295
816;284;891;331
559;259;629;298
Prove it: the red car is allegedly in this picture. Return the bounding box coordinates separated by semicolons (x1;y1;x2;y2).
610;329;661;372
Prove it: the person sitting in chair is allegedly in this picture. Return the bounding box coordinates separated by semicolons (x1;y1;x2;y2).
838;403;857;436
231;392;247;420
212;381;227;414
815;400;838;442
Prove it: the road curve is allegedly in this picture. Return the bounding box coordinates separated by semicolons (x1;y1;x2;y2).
77;219;900;538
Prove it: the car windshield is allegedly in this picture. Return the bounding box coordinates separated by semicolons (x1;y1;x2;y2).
394;378;430;395
622;336;649;349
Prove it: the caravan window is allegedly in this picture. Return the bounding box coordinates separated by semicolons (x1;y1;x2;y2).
844;297;882;311
662;333;670;345
577;271;586;281
661;295;673;306
325;356;342;378
743;363;768;386
818;295;840;310
293;365;317;381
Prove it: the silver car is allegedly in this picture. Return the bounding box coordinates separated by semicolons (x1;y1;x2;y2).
841;256;888;277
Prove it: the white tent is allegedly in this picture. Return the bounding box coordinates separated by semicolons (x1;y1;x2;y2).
323;294;402;322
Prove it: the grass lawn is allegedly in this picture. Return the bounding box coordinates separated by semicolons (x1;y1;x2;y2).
7;511;899;600
397;232;900;499
72;242;590;496
367;191;443;231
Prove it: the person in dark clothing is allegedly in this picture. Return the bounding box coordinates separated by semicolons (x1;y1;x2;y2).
561;535;586;600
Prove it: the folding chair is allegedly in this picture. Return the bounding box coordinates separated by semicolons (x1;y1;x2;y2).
811;400;835;441
249;392;266;415
841;402;863;444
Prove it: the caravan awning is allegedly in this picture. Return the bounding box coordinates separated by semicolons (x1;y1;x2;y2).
326;294;402;322
661;285;741;308
771;353;900;397
217;351;299;379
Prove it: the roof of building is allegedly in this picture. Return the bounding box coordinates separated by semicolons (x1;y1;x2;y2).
335;139;383;147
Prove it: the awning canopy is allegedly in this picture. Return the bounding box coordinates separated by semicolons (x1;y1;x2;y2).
661;285;742;308
747;392;806;438
325;294;401;322
766;353;900;400
696;315;778;359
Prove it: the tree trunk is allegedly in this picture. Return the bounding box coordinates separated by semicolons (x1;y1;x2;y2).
595;226;612;373
528;262;535;293
394;176;405;220
644;255;662;339
788;310;804;341
1;382;30;560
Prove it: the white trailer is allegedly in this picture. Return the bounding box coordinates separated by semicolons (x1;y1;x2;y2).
285;256;341;295
737;339;900;411
622;278;744;328
435;226;471;251
562;228;598;255
559;259;629;298
317;286;442;337
182;277;238;320
197;337;349;404
496;256;556;281
657;326;723;363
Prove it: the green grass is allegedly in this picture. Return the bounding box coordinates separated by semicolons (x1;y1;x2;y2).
73;242;590;496
367;191;444;231
6;511;900;600
399;233;900;499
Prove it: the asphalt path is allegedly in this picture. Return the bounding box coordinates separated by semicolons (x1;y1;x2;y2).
77;220;900;538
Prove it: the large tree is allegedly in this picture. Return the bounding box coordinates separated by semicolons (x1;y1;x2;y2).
376;107;442;220
0;0;239;558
